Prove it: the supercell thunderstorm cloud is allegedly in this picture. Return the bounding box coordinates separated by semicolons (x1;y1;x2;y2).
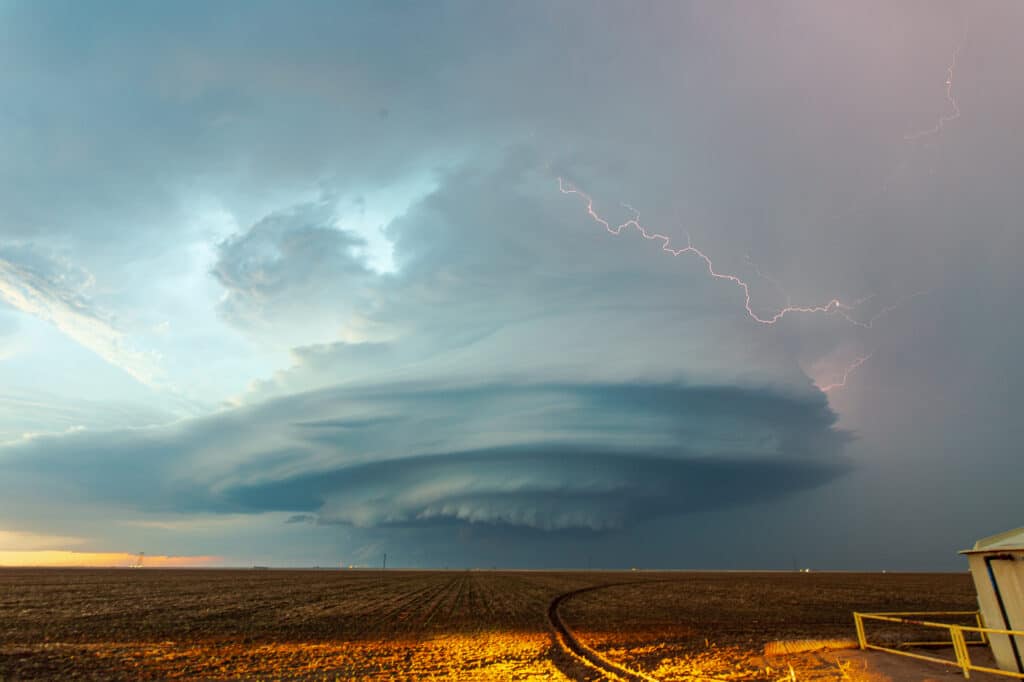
0;2;1021;569
0;382;848;530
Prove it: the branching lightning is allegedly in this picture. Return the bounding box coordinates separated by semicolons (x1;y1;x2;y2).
818;354;873;393
739;257;929;332
552;23;960;399
837;290;930;330
558;177;862;326
557;178;927;396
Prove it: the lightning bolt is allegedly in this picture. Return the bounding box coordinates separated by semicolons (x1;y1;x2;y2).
742;258;930;331
553;24;958;399
557;179;930;399
558;177;863;326
836;290;931;329
818;353;873;393
905;31;964;141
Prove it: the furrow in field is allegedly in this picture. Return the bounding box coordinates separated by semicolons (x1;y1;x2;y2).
418;575;464;628
357;575;454;636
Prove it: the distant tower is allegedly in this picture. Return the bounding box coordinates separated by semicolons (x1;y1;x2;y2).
131;551;145;569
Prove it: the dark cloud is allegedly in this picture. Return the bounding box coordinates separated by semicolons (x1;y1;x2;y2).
235;448;847;531
0;381;848;532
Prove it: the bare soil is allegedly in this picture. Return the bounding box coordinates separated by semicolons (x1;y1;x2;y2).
0;568;988;680
558;572;998;681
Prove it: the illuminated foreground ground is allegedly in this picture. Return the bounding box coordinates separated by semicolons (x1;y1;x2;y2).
0;569;989;680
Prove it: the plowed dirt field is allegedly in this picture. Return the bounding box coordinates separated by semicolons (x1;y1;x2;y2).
0;569;978;680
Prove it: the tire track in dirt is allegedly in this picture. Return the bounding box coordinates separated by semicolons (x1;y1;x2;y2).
547;583;661;682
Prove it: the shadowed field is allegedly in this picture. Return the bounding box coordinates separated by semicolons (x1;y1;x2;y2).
0;569;978;680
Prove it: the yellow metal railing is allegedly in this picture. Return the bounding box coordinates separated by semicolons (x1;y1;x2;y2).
853;611;1024;679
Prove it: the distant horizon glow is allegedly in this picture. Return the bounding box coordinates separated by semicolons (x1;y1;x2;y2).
0;551;223;568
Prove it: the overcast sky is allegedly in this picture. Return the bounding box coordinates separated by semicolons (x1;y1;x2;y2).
0;1;1020;569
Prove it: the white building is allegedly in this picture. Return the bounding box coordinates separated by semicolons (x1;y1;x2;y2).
962;527;1024;675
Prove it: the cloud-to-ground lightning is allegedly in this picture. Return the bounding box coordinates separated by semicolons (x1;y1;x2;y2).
558;177;865;327
818;353;873;393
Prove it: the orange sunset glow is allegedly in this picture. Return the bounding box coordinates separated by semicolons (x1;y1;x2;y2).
0;551;222;567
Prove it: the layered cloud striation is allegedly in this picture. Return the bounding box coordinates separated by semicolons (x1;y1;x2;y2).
0;381;848;533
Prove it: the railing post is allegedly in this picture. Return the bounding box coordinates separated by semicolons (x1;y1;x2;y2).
854;613;867;650
974;612;989;645
950;625;971;679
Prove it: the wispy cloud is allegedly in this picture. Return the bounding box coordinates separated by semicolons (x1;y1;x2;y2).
0;246;162;386
0;528;86;551
0;388;175;444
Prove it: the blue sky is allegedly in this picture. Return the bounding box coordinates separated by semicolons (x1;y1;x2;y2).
0;1;1021;569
